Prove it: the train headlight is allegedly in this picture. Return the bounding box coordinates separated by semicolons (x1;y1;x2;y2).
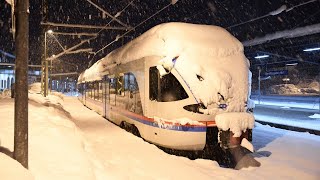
183;104;205;114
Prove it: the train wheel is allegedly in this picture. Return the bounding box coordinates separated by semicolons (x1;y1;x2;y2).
120;121;141;137
130;125;141;137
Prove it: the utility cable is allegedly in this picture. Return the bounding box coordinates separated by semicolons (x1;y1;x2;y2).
93;3;172;57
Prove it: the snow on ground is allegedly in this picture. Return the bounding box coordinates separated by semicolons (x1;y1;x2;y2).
253;99;319;110
254;113;320;131
0;153;34;180
0;94;98;180
0;89;11;99
1;95;320;179
309;113;320;119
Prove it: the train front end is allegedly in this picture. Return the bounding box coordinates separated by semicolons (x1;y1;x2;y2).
152;23;259;168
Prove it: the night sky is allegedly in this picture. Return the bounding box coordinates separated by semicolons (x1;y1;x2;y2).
0;0;319;74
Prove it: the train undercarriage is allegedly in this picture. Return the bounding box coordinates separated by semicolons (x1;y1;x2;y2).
118;120;260;169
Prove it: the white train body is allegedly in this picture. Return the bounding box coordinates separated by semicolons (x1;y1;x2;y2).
77;22;254;150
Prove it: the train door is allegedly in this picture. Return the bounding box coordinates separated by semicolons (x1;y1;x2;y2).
126;72;143;114
109;76;116;107
127;73;136;112
103;76;110;118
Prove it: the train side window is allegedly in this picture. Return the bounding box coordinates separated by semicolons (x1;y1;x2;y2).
116;75;124;96
86;82;92;99
94;82;97;100
149;66;188;102
90;82;93;99
109;77;116;106
103;76;109;103
99;82;103;101
93;81;99;101
129;73;139;92
124;74;129;91
123;72;139;92
91;82;94;99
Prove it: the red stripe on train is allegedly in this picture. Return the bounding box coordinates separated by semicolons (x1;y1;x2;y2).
111;106;216;127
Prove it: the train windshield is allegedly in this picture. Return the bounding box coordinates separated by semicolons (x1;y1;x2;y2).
149;66;188;102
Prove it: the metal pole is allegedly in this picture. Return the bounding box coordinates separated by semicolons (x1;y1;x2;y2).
41;0;48;97
14;0;29;168
50;59;52;92
44;32;48;96
45;42;48;96
258;67;261;104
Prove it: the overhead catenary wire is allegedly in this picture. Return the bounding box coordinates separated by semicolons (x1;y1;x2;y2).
93;2;173;58
227;0;319;29
96;0;135;35
46;0;135;62
48;33;65;51
84;0;130;28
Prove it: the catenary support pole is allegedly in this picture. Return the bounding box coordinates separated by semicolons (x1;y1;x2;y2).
41;0;48;96
258;67;261;104
13;0;29;168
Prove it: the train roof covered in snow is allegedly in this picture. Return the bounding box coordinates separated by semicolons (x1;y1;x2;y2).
78;22;244;83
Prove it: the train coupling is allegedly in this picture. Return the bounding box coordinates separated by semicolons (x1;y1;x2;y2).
219;130;261;170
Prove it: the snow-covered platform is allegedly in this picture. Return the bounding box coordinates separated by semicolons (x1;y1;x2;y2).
1;95;320;179
251;95;320;134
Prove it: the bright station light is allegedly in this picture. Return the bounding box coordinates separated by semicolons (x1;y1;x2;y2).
254;55;269;59
285;62;298;66
47;29;53;34
303;47;320;52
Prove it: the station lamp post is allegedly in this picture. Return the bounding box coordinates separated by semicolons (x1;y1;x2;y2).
41;29;53;97
49;54;55;92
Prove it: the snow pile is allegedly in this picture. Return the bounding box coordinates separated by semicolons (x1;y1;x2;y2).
100;22;243;66
29;93;64;106
309;113;320;119
154;116;204;128
215;112;255;137
28;82;42;94
0;95;99;180
0;153;34;180
269;82;319;95
51;91;65;100
269;84;299;95
0;89;11;99
28;83;65;110
241;138;254;152
82;61;103;82
300;80;319;94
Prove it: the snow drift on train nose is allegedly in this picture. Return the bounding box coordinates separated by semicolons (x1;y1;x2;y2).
174;53;250;116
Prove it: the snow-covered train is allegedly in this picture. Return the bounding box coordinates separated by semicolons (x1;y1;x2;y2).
77;22;255;152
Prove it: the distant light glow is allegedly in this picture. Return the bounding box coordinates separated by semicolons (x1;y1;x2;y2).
47;30;53;34
8;66;12;67
286;62;298;66
303;47;320;52
282;78;290;82
255;55;269;59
